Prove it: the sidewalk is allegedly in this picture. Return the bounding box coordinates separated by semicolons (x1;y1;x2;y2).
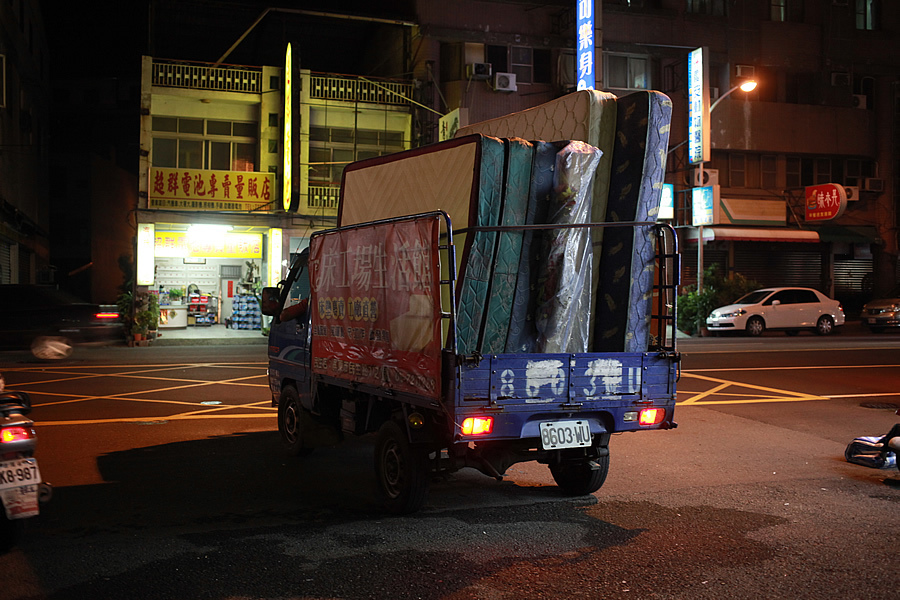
152;324;267;346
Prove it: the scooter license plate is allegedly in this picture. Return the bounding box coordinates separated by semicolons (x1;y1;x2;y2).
0;457;41;492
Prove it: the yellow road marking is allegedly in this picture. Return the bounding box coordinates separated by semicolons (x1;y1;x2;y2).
678;372;827;405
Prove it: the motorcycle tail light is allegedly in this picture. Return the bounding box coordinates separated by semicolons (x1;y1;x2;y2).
638;408;665;426
461;416;493;436
1;426;34;443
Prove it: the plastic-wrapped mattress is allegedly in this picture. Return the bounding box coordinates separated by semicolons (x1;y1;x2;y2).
592;91;673;352
533;141;603;353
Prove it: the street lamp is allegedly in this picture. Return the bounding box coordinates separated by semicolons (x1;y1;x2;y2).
696;78;757;292
709;79;758;113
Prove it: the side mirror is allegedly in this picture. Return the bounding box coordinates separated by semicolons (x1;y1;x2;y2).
260;287;281;316
771;300;780;306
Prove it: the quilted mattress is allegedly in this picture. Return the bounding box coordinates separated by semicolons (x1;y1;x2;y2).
339;134;506;355
480;138;533;354
592;91;673;353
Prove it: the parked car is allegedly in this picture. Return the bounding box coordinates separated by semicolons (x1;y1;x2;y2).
0;285;124;359
706;287;845;336
860;285;900;333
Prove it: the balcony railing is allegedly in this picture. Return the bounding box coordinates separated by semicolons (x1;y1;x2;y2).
152;59;263;94
309;74;412;106
307;185;340;212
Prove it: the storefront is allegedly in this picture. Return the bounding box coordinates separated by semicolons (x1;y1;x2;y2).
136;221;291;336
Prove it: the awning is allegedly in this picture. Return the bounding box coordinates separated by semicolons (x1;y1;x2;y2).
685;227;820;243
811;225;879;245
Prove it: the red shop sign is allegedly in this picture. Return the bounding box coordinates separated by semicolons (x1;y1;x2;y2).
805;184;847;222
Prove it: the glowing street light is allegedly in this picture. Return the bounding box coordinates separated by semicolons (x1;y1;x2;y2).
710;79;757;113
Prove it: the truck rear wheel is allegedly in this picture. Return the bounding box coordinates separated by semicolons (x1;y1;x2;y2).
374;421;429;514
550;453;610;496
278;385;313;457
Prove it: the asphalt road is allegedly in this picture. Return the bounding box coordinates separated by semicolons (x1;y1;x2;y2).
1;335;898;600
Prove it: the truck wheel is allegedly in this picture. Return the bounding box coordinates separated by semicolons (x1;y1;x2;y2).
550;453;610;496
278;386;313;457
374;421;429;514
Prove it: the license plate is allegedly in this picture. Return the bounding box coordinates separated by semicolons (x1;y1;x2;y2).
539;420;592;450
868;318;876;324
0;457;41;491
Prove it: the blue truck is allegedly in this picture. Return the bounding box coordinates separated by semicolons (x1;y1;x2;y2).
262;209;679;514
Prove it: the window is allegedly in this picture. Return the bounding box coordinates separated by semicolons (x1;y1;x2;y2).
151;117;258;171
307;126;407;185
686;0;726;16
729;154;746;188
606;53;649;90
486;45;551;84
761;155;777;189
770;0;802;21
855;0;878;31
786;157;801;188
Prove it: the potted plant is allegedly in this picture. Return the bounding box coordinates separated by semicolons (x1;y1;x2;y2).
167;288;183;305
134;310;154;342
146;294;160;339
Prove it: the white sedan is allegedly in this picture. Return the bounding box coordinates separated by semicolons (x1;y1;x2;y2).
706;287;845;336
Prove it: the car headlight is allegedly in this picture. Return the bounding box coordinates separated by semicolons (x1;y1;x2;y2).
717;309;746;318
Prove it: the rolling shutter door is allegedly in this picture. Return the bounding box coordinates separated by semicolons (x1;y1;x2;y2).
734;243;822;289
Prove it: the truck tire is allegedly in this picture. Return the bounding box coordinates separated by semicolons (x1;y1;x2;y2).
278;385;313;457
550;453;610;496
374;421;429;514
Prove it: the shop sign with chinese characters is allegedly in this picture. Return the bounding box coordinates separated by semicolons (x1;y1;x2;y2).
149;167;275;212
309;216;442;400
154;231;263;258
805;184;847;222
575;0;595;90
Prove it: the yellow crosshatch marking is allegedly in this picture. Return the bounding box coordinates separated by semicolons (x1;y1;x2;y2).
0;361;274;426
678;372;827;405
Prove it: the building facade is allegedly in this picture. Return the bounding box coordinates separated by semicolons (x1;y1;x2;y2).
136;55;411;331
0;0;49;284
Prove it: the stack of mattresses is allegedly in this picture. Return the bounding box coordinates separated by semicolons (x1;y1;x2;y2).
339;90;672;356
457;90;618;349
591;91;673;352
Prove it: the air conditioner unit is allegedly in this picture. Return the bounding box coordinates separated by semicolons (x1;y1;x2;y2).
831;72;850;87
493;72;517;92
694;168;719;187
844;186;860;201
863;178;884;192
852;94;868;109
735;64;755;79
466;62;492;80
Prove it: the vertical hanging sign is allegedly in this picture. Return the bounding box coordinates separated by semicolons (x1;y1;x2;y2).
688;46;710;165
282;43;293;211
576;0;595;90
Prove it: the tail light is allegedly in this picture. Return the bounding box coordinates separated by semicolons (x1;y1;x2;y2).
638;408;665;426
1;426;34;444
94;312;119;320
461;416;493;436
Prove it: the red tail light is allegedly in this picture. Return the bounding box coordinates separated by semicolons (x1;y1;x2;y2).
1;426;34;443
639;408;665;426
461;416;493;436
94;312;119;320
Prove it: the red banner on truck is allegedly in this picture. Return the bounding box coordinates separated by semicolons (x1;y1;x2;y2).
309;215;443;400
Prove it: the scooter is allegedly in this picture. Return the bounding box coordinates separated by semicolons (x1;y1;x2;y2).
0;375;52;552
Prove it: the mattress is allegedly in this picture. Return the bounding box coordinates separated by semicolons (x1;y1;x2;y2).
505;140;558;353
592;91;673;353
533;141;603;354
338;134;506;355
457;90;618;345
454;136;506;354
480;138;533;354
